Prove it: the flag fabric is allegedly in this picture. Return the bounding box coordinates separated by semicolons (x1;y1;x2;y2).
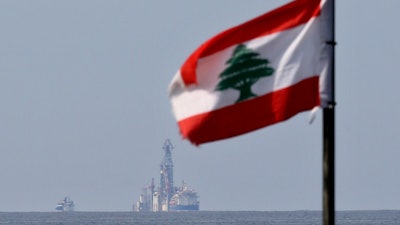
169;0;331;145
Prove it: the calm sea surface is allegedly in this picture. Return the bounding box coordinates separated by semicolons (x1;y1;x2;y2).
0;211;399;225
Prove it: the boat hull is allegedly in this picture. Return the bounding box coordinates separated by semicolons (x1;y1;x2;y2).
169;204;199;211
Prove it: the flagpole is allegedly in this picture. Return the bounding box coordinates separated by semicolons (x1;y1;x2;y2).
323;0;335;224
323;108;335;225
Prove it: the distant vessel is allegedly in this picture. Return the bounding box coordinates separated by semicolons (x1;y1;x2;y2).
134;139;199;212
169;181;200;211
55;197;75;211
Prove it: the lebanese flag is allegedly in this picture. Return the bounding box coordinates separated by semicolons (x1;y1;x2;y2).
169;0;331;145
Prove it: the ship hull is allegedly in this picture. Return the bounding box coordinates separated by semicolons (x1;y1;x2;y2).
170;205;199;211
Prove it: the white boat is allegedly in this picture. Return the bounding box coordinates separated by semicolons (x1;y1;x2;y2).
55;197;75;211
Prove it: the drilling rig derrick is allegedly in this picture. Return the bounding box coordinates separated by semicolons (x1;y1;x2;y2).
160;139;174;204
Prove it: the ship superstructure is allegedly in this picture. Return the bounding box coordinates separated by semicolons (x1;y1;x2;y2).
169;181;200;211
134;139;199;212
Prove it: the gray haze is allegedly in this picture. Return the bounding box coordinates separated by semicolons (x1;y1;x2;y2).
1;0;400;211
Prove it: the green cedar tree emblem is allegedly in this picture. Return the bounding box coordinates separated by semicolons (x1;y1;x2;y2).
215;44;274;103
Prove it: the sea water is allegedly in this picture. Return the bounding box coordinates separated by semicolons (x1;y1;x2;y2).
0;211;399;225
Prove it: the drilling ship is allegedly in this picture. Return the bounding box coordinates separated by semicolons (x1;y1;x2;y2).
133;139;199;212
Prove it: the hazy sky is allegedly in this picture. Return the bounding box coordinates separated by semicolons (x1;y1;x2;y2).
1;0;400;212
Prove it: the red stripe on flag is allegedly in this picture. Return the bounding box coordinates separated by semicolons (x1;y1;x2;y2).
177;76;320;145
181;0;321;85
